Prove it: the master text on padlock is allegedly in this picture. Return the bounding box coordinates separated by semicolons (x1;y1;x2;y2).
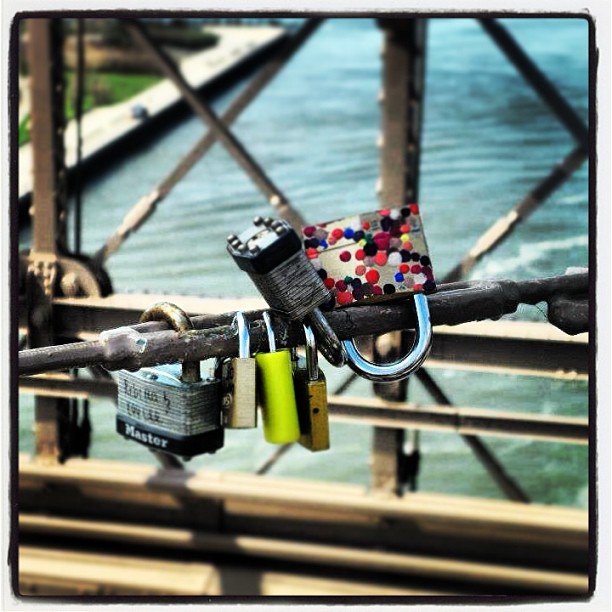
123;423;170;448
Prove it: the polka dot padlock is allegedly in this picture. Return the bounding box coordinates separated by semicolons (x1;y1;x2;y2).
302;205;436;308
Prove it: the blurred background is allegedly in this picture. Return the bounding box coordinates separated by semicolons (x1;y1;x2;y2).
15;16;590;597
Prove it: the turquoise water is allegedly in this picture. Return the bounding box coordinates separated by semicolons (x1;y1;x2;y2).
19;18;589;507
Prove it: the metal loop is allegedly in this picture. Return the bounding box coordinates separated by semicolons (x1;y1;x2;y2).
139;302;200;383
261;311;276;353
307;307;347;368
302;323;319;381
234;311;250;358
342;293;432;382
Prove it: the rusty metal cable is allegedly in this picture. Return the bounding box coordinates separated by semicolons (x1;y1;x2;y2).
18;272;588;376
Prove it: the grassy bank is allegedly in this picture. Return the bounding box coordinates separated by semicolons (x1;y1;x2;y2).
64;70;163;116
19;70;163;146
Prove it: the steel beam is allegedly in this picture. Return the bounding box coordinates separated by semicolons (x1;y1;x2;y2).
377;18;426;205
443;20;589;284
443;146;587;283
430;322;588;378
95;19;322;263
19;376;587;445
27;19;67;255
125;20;305;230
416;368;530;503
371;19;428;495
20;374;117;400
25;18;69;463
479;19;588;147
328;396;587;445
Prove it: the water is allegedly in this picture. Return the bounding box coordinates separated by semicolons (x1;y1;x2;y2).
19;18;589;507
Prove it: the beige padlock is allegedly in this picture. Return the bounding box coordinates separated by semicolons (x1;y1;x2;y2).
216;311;257;429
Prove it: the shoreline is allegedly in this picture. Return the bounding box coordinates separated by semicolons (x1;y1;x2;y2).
17;25;287;215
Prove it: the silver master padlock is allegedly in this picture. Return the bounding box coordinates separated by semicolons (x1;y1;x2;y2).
215;311;257;428
116;302;224;457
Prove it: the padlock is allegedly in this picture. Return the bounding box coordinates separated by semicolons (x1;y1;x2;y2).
215;311;257;429
255;311;301;444
116;302;224;457
227;217;346;367
303;205;436;306
227;217;332;320
303;206;435;381
294;323;330;452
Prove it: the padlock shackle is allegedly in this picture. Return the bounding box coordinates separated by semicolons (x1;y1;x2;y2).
140;302;201;383
308;308;346;368
261;311;277;353
235;311;250;358
302;324;319;381
342;293;432;382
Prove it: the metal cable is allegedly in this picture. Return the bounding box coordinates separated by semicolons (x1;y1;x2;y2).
18;272;589;376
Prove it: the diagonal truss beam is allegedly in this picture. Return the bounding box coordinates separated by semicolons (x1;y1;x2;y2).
94;19;321;264
443;19;588;284
416;368;530;503
480;19;588;148
444;145;587;282
125;20;306;231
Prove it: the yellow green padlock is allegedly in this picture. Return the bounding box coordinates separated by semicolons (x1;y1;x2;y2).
255;311;301;444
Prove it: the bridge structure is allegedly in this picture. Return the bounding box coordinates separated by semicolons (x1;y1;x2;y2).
13;16;592;597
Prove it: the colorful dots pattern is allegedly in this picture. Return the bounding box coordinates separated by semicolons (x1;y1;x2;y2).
323;277;335;289
365;269;380;284
301;205;436;308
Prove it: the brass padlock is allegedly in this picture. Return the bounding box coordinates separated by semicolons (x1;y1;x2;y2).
294;323;330;452
216;311;257;429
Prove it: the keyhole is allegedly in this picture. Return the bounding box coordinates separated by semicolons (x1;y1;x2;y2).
312;408;320;414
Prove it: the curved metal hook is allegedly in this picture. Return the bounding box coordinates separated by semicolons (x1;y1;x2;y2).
140;301;200;383
302;322;319;381
307;307;347;367
342;293;432;382
234;311;250;358
261;310;277;353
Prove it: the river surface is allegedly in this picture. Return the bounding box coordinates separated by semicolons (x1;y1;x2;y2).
19;18;589;507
